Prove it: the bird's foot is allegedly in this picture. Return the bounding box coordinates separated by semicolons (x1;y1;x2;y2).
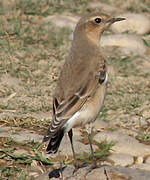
90;161;98;169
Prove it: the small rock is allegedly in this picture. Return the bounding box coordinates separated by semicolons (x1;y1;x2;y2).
44;15;79;30
33;69;43;76
135;156;144;164
142;110;150;119
107;153;134;166
29;172;39;178
93;120;108;131
69;166;89;180
88;2;120;13
61;165;75;178
94;131;150;157
131;163;150;172
13;149;29;155
0;74;22;86
36;172;49;180
104;166;130;180
0;126;43;143
112;166;150;180
36;165;150;180
86;168;108;180
0;126;18;137
38;60;48;68
100;34;147;55
145;157;150;164
13;130;43;143
111;13;150;35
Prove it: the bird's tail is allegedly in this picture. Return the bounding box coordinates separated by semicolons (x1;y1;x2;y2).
43;127;65;154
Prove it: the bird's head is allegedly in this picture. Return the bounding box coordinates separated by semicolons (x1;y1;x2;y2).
74;13;125;44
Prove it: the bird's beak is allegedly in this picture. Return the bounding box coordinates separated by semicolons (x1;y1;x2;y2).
107;17;126;24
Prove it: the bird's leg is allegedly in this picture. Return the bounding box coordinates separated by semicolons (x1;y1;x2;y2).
58;150;63;180
68;129;78;168
68;129;88;172
86;123;97;168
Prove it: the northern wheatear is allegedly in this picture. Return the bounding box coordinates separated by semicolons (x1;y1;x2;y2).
43;12;125;167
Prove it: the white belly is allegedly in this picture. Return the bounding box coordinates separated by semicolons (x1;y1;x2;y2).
64;84;106;132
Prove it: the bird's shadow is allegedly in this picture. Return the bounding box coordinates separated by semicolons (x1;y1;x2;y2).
48;166;66;178
48;162;88;178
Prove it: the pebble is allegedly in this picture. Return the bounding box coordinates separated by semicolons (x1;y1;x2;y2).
0;74;22;86
0;126;18;137
69;166;89;180
94;131;150;157
0;126;43;143
101;34;147;55
13;149;29;155
88;2;120;13
36;165;150;180
111;13;150;35
142;110;150;119
112;166;150;180
86;168;108;180
38;60;48;68
107;153;134;166
44;15;79;30
131;163;150;172
145;157;150;164
135;156;144;164
36;172;49;180
93;120;109;131
13;130;43;143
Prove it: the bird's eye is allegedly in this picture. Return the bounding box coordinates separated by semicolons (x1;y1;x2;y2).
94;18;101;24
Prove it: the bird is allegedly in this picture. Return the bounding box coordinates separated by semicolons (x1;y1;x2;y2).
43;12;125;168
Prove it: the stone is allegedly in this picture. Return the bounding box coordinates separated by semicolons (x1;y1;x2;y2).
88;2;120;13
61;165;75;178
94;131;150;157
44;15;79;30
0;74;22;86
100;34;147;55
0;126;43;143
107;153;134;166
12;130;43;143
67;166;88;180
13;149;29;155
145;156;150;164
86;168;108;180
0;126;19;138
107;166;150;180
38;60;48;68
135;156;144;164
111;13;150;35
131;163;150;172
36;165;150;180
142;110;150;119
36;172;49;180
93;120;108;131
